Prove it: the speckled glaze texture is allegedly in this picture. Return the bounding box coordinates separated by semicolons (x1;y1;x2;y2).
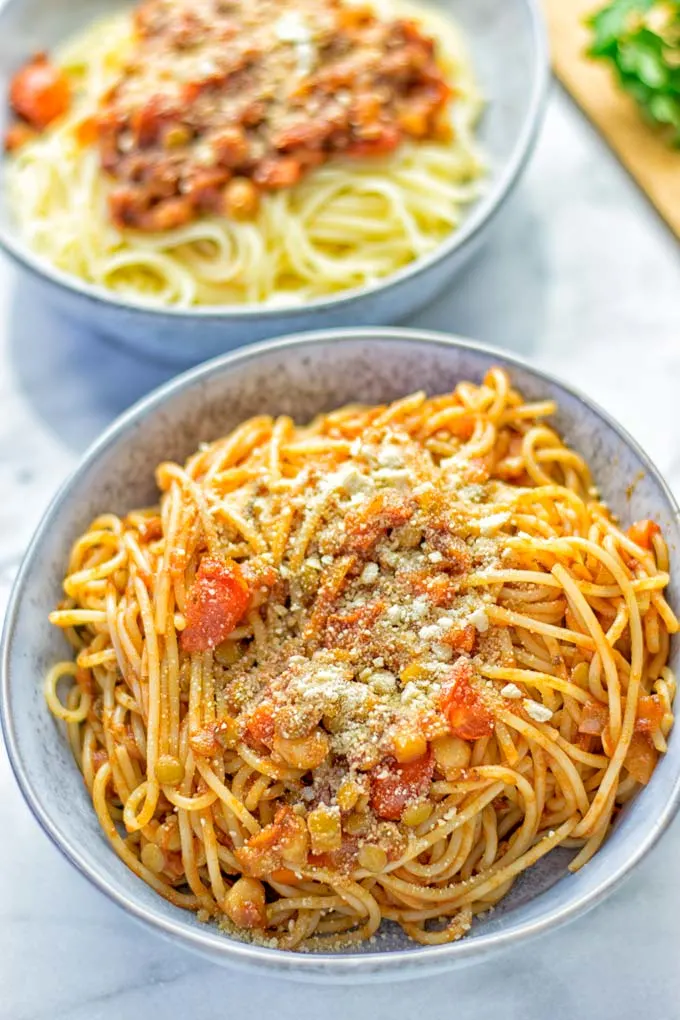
0;0;548;365
2;330;679;981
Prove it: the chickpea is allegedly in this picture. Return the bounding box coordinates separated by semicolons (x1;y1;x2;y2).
397;106;430;138
156;817;182;853
401;800;433;827
358;844;388;873
224;877;266;930
155;754;185;786
272;729;329;770
140;841;165;874
432;734;471;777
224;177;259;220
163;124;191;148
307;805;341;854
279;812;309;866
336;778;361;813
392;729;428;764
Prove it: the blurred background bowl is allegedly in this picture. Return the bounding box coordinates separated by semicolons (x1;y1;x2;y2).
0;0;548;365
3;328;679;980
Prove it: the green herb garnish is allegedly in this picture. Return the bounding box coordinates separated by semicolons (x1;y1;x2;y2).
588;0;680;145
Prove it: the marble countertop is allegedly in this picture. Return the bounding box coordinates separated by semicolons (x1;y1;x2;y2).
1;88;679;1020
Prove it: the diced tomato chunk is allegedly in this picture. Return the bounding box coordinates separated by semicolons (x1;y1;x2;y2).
370;751;434;821
270;867;301;884
181;81;203;104
343;490;414;554
576;732;595;752
272;119;333;151
135;515;163;543
9;53;70;129
345;124;402;158
627;519;661;550
130;94;179;147
425;529;471;574
624;731;658;785
4;121;35;151
405;570;460;607
75;116;99;147
579;695;664;742
578;700;609;736
309;835;361;873
445;415;475;441
235;806;309;877
181;556;250;652
635;694;665;735
240;559;278;592
466;456;492;484
254;156;302;189
326;600;385;648
337;5;375;30
189;722;222;757
90;748;109;773
182;168;230;212
441;623;477;655
439;658;493;740
245;700;276;747
397;17;436;47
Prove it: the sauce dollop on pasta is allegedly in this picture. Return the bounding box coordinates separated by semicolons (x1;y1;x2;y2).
9;0;454;231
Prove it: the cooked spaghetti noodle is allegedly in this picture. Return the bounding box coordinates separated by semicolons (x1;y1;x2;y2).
5;0;483;308
47;369;676;950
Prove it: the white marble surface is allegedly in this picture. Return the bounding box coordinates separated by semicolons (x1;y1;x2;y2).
1;88;680;1020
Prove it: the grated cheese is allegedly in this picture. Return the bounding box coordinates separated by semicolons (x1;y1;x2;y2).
419;624;441;642
386;605;403;625
432;642;454;662
376;444;405;469
360;562;380;585
373;467;411;488
478;512;510;536
468;607;489;633
201;418;509;802
500;683;522;699
274;12;317;76
523;699;553;723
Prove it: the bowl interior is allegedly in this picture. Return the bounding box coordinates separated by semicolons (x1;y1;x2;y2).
0;0;545;320
3;331;680;977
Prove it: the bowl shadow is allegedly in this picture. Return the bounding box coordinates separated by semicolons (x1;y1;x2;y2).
6;177;548;454
410;180;547;359
7;276;175;452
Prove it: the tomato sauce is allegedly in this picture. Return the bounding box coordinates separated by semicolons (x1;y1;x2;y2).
7;0;453;231
181;555;250;652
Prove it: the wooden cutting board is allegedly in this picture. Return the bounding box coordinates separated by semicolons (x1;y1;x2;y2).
543;0;680;239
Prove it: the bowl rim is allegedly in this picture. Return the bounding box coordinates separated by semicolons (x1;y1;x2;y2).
0;0;550;323
3;326;680;979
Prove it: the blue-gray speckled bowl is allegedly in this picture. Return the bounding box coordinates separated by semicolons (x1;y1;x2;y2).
3;328;680;981
0;0;548;365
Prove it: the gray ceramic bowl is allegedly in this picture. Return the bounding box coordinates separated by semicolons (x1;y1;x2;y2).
0;0;548;365
3;328;680;981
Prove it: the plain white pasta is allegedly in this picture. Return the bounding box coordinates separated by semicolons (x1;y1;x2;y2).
6;0;485;309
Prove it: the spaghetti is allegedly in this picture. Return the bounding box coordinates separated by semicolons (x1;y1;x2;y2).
5;0;483;308
47;368;676;950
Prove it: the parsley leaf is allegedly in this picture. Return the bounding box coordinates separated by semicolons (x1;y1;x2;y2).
587;0;680;146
